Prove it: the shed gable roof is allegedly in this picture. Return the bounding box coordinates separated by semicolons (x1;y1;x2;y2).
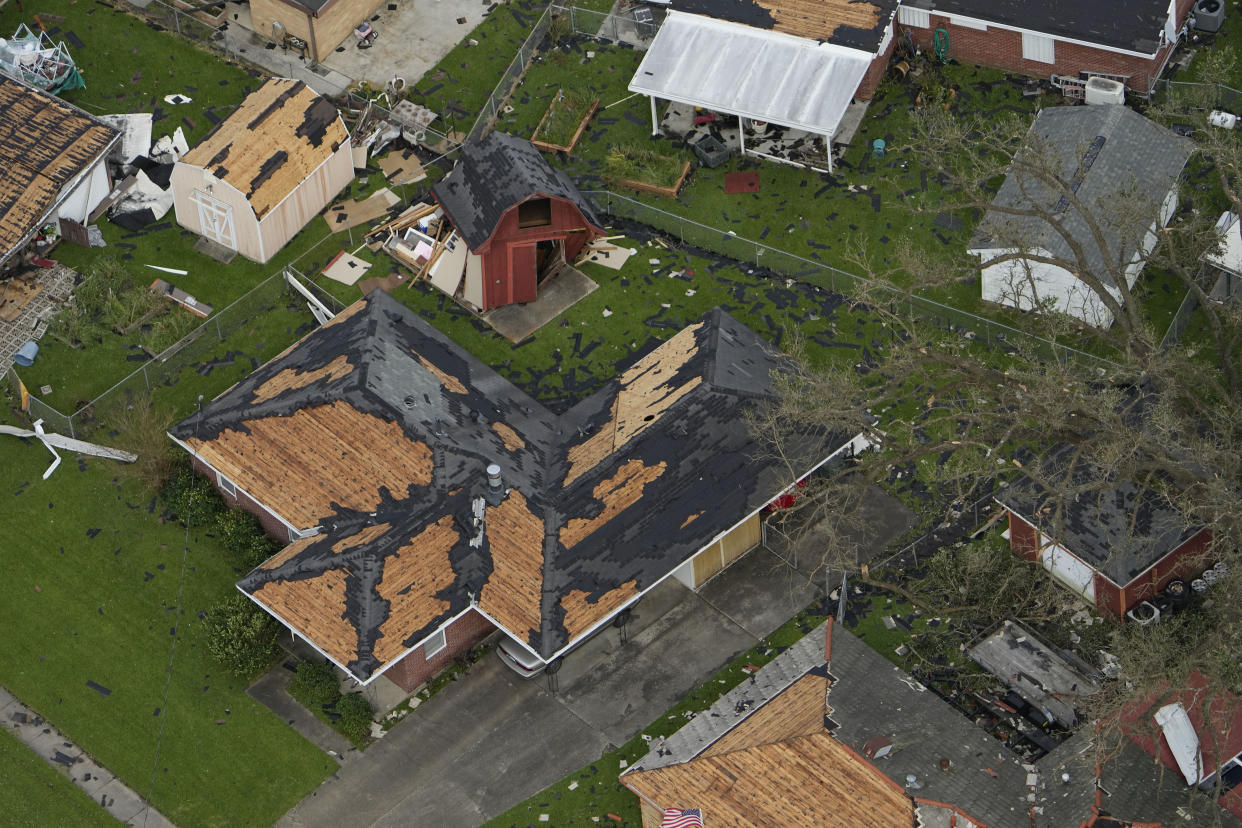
179;78;346;219
172;292;855;682
432;131;603;250
0;75;118;263
969;105;1191;290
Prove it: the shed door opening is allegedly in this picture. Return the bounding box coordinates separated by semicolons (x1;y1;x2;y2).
193;190;236;250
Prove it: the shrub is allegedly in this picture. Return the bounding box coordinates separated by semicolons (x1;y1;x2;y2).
162;458;224;526
289;659;340;708
215;509;280;570
335;692;374;743
104;396;177;492
202;594;281;679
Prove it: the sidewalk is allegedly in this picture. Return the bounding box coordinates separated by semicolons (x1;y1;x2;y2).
0;685;175;827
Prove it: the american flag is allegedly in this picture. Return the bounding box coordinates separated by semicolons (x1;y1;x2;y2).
660;808;704;828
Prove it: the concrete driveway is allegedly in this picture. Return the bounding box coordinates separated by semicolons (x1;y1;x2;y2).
279;488;914;828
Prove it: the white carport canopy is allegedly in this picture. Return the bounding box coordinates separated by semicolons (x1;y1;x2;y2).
628;11;871;147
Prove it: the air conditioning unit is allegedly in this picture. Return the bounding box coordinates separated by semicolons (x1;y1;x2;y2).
1084;77;1126;106
1194;0;1225;33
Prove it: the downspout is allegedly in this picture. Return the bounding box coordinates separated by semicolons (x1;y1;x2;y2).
306;8;319;62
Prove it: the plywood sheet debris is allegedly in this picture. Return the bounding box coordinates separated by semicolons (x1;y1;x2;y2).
580;239;636;271
322;250;373;286
378;148;427;186
324;188;401;233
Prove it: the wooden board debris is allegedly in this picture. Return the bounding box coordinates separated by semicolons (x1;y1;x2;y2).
150;277;212;318
322;250;373;286
323;187;402;233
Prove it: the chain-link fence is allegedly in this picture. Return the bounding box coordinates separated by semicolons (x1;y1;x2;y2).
562;4;661;46
586;190;1126;375
141;0;238;60
10;268;334;438
466;5;555;142
1151;78;1242;112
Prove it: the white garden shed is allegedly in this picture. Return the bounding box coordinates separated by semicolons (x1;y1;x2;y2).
171;78;352;264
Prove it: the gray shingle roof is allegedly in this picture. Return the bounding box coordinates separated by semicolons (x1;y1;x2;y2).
969;106;1192;290
629;622;830;772
997;443;1201;587
903;0;1173;54
432;131;602;250
172;293;856;682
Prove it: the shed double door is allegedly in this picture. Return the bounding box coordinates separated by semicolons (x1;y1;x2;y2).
193;190;236;250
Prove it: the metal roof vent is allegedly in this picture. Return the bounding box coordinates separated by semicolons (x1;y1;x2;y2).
485;463;504;506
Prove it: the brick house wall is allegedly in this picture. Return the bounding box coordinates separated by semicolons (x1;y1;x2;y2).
1096;527;1214;617
382;609;498;693
903;0;1193;95
858;33;898;101
1006;510;1040;561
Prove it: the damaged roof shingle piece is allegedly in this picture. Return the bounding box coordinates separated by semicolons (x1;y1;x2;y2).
174;292;859;683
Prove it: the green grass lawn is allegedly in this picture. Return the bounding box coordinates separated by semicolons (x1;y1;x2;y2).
0;725;120;826
486;603;829;827
1;289;335;824
0;432;334;827
311;233;890;411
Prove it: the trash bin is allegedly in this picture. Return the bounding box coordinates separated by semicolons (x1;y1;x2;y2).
872;138;886;157
692;134;730;168
13;340;38;367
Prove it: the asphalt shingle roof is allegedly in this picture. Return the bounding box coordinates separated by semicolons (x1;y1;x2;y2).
969;105;1192;290
903;0;1173;54
171;292;855;682
998;444;1200;587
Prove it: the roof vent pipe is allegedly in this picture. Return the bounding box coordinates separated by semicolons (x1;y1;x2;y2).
485;463;504;506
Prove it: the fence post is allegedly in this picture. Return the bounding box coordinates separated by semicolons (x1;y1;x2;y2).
143;362;150;393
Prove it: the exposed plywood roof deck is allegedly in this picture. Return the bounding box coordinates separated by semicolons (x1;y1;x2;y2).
672;0;897;51
180;78;346;219
0;75;117;261
176;292;858;682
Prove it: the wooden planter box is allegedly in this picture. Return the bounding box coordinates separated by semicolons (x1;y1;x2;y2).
610;161;693;199
530;90;599;154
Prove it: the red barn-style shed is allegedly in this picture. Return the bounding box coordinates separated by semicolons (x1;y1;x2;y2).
997;444;1212;619
432;131;604;312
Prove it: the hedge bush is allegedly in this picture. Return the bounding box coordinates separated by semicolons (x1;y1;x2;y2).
161;458;224;526
289;659;340;708
335;692;374;743
214;508;280;570
202;594;281;679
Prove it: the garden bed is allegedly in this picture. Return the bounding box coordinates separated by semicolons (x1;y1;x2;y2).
604;144;693;198
530;88;599;153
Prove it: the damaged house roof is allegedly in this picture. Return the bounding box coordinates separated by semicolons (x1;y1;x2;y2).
178;78;346;219
901;0;1175;55
968;106;1191;291
431;130;603;250
0;74;118;264
671;0;898;52
170;291;856;683
997;443;1202;588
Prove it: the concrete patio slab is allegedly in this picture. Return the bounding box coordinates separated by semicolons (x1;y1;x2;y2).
484;263;598;342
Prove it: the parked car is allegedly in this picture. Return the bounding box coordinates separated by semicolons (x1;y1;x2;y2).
496;634;557;679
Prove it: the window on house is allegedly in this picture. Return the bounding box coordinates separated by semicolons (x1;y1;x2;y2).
1021;32;1056;64
897;6;930;28
517;198;552;228
216;472;236;498
424;627;447;659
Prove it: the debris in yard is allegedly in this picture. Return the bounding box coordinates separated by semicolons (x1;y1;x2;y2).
150;278;212;318
649;258;660;265
685;289;695;296
618;759;627;769
163;93;192;105
539;815;549;822
882;615;897;629
86;681;112;697
40;385;52;395
602;307;612;317
1;25;82;92
145;265;188;276
322;251;373;286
